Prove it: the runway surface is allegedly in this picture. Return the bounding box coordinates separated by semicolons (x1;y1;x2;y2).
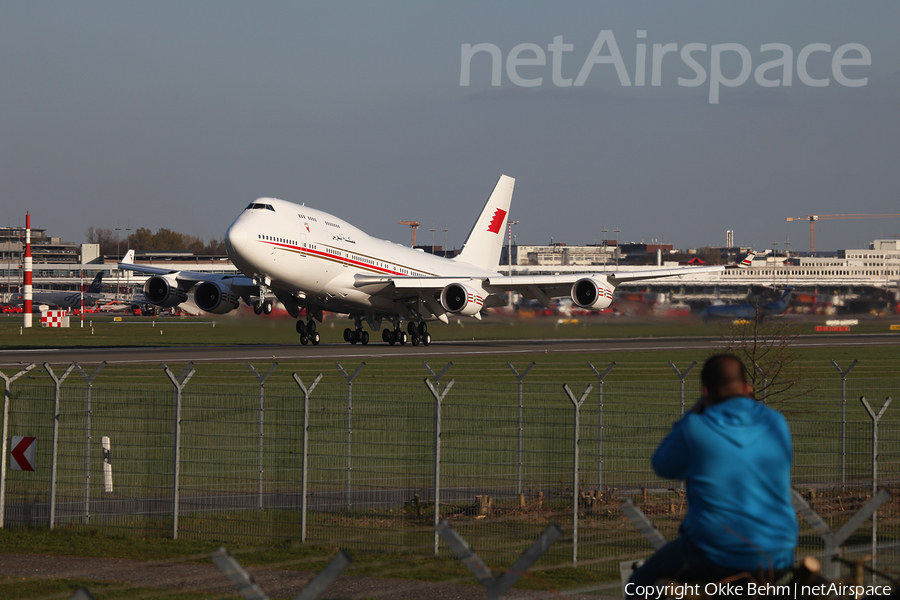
1;333;898;367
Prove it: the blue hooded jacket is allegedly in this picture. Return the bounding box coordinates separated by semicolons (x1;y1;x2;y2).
652;397;797;571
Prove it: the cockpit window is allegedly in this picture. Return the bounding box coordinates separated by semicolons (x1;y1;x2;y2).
246;203;275;211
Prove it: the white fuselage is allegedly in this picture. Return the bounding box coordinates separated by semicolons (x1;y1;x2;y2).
224;198;494;314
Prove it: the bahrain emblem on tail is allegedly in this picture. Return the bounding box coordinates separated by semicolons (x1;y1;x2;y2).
486;208;507;234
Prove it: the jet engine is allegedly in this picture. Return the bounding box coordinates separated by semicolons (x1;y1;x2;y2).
440;282;485;316
570;277;615;310
194;281;241;315
143;275;188;308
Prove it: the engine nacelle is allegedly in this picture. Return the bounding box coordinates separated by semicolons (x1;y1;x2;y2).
571;277;615;310
143;275;188;308
440;282;485;316
194;281;241;315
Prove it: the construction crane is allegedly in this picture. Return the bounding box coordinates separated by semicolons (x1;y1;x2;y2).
398;221;420;247
785;213;900;253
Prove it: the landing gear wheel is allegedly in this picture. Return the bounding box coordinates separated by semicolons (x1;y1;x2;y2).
344;328;352;342
411;334;420;347
311;331;320;345
300;334;309;346
399;331;408;346
306;320;316;334
407;322;418;336
253;301;263;315
350;331;358;344
417;322;428;336
382;328;391;343
296;320;305;334
422;332;431;346
263;300;273;315
360;330;369;345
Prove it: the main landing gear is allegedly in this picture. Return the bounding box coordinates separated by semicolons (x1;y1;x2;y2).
297;318;320;346
381;321;430;346
408;320;431;347
343;316;369;345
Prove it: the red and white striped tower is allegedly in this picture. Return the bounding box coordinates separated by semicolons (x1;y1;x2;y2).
23;213;33;328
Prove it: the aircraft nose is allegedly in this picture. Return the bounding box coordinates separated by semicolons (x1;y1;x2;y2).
225;222;248;256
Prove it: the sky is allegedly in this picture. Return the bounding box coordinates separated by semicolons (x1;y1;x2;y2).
1;1;899;254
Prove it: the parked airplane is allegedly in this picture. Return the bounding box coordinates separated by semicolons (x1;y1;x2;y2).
701;287;794;321
120;175;752;347
7;272;105;310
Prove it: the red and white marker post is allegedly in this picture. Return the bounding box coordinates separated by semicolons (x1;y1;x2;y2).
23;213;33;328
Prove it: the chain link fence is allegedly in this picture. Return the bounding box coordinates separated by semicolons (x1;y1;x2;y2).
1;359;898;581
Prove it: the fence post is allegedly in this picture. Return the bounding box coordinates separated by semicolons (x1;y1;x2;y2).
792;488;890;580
832;360;857;486
247;362;278;511
563;383;592;566
293;372;322;543
436;518;563;600
423;361;452;387
74;362;106;525
507;362;535;495
0;364;36;529
668;362;696;415
336;362;365;510
44;362;76;530
425;377;454;556
162;362;195;540
212;546;351;600
860;396;891;578
588;362;615;488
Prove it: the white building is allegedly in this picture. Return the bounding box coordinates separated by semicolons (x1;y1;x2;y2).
511;244;616;267
721;240;900;287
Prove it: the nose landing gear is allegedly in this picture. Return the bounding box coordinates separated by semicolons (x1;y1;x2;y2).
254;299;274;315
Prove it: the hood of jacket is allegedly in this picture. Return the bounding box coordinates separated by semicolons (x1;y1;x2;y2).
697;396;771;448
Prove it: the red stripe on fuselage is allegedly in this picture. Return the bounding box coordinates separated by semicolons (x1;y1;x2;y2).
260;240;435;277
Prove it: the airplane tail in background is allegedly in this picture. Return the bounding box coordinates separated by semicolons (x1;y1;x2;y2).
455;175;515;271
774;287;794;310
86;272;104;293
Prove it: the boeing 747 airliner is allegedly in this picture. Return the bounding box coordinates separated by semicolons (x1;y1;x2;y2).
120;175;751;346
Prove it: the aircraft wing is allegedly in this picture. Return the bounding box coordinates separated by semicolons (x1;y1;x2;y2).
355;254;754;296
118;250;256;289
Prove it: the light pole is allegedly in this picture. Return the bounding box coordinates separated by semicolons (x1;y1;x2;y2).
125;224;131;298
429;224;436;254
601;227;608;266
507;220;519;276
442;224;448;257
613;226;621;267
115;226;122;300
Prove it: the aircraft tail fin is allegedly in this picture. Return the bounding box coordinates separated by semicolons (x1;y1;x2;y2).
455;175;515;270
86;272;104;293
735;252;756;268
777;287;793;308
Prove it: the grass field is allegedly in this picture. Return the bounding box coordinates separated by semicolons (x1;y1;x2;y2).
2;311;900;349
